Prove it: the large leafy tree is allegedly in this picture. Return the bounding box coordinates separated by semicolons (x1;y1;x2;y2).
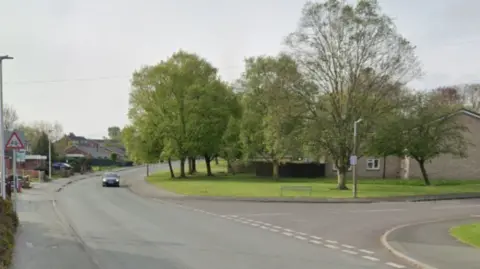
286;0;421;189
370;91;469;185
129;50;231;177
239;54;308;179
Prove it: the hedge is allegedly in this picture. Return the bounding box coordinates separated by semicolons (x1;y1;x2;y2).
0;198;18;269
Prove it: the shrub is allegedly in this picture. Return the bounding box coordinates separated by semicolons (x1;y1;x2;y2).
0;198;18;268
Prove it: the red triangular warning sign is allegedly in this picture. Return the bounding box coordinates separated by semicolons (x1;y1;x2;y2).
6;132;24;149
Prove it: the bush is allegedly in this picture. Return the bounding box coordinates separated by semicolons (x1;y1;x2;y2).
0;198;18;268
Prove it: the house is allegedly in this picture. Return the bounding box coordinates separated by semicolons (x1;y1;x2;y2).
325;108;480;180
58;133;126;160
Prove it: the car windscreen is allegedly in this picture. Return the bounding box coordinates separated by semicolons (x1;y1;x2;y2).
104;173;118;178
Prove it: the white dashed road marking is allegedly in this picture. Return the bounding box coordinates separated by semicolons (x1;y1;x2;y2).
362;256;380;262
172;203;406;268
359;249;375;254
342;249;358;255
386;262;406;268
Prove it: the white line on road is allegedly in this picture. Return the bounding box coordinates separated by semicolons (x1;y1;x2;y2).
325;244;339;249
359;249;375;254
341;244;355;249
269;229;279;232
284;228;294;232
282;232;293;236
251;223;259;227
342;249;358;255
273;226;282;229
260;226;269;230
26;242;33;248
326;240;338;244
350;209;407;213
309;240;322;245
385;262;406;268
433;204;480;210
295;236;307;240
263;223;272;226
296;232;307;236
310;235;322;240
362;256;379;262
237;212;291;217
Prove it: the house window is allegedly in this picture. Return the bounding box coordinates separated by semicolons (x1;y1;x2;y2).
332;163;352;172
366;158;380;170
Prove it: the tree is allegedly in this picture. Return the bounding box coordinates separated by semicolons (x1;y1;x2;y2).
110;153;118;162
239;54;308;179
370;91;469;185
32;131;55;159
108;126;122;140
285;0;421;189
3;104;18;131
129;50;231;178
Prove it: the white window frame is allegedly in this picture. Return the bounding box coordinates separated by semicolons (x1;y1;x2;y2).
332;163;352;172
366;158;380;170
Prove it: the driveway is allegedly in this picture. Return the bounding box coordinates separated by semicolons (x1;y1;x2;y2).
12;166;396;269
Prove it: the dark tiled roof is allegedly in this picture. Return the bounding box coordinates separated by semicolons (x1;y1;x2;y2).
72;145;112;159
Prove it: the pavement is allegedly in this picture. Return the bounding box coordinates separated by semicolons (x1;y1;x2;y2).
12;165;480;269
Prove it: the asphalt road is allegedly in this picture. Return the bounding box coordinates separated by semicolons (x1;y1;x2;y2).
387;217;480;269
13;166;395;269
173;196;480;267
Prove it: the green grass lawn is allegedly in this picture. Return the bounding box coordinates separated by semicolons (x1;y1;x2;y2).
450;223;480;248
92;165;120;172
146;159;480;198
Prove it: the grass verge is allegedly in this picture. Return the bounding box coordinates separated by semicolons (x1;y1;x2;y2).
146;160;480;198
0;198;18;268
450;223;480;248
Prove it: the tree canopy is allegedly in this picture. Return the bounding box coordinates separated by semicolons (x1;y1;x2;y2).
124;0;469;187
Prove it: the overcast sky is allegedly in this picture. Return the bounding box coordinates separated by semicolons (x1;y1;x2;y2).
1;0;479;138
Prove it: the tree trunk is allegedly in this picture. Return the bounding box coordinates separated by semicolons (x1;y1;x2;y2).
204;154;213;176
215;156;219;165
168;158;175;178
272;160;279;180
192;157;197;173
227;159;235;175
336;169;348;190
382;155;386;179
188;157;193;175
179;157;187;178
418;160;430;186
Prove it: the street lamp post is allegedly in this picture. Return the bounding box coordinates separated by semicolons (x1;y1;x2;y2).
0;55;13;199
353;118;363;199
48;129;52;180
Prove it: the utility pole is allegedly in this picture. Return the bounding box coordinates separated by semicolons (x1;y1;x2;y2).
352;118;363;199
0;55;13;199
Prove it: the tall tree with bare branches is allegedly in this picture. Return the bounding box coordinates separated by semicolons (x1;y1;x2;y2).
286;0;421;189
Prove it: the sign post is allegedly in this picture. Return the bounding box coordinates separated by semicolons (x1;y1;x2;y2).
5;131;24;210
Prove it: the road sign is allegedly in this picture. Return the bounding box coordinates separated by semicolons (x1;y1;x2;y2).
350;155;357;165
16;150;26;162
5;132;24;150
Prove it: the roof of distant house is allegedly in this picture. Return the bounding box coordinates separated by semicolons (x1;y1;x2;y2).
67;133;87;141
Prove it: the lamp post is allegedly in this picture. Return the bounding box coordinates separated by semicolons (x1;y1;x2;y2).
353;118;363;198
0;55;13;199
48;129;52;180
